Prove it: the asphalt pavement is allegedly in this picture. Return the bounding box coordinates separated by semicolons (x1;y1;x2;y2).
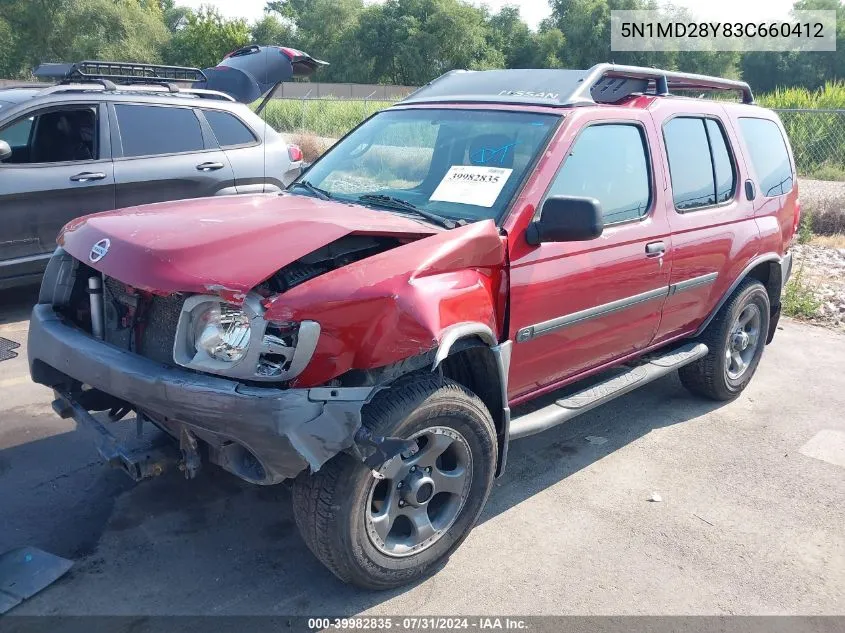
0;285;843;616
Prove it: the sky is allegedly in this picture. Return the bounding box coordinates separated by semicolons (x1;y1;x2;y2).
180;0;796;31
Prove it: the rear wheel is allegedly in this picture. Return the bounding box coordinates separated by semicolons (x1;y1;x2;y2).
679;278;770;401
291;375;497;589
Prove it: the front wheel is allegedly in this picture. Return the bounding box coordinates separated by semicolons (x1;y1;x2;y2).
291;375;497;589
679;278;770;401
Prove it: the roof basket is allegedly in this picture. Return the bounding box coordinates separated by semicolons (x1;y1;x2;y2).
33;61;207;87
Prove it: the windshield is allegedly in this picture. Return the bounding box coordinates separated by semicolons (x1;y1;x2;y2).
295;108;559;223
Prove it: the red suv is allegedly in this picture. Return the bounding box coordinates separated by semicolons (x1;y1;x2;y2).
29;64;798;589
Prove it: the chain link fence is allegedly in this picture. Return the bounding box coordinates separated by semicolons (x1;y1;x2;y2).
774;109;845;181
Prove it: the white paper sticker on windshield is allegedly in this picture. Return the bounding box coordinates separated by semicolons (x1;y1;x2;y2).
429;165;513;208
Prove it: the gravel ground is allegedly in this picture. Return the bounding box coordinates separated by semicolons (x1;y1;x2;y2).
791;243;845;331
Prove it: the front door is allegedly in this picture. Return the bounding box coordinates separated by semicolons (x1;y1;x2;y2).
505;109;671;401
0;102;115;284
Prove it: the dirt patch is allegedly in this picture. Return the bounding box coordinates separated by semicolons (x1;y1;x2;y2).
789;242;845;331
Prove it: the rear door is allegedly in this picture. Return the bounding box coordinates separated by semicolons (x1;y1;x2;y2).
109;102;236;208
198;107;266;194
506;109;672;400
650;104;759;343
0;102;114;284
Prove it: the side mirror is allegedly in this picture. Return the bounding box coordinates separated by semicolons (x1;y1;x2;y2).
0;140;11;162
526;195;604;245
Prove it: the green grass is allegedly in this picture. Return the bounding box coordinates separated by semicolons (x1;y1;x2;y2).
259;98;395;138
782;262;822;320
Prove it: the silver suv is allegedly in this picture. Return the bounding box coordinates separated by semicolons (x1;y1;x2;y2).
0;52;316;289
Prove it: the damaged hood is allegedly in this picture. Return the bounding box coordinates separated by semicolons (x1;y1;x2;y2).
60;193;440;300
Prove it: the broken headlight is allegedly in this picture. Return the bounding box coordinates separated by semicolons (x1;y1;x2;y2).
192;303;252;363
172;294;321;381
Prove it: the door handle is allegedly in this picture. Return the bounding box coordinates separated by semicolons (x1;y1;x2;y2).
645;241;666;256
69;172;106;183
196;162;224;171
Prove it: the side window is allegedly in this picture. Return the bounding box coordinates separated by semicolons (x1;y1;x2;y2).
115;105;204;158
545;123;651;224
0;107;97;165
738;117;794;197
0;117;33;148
706;119;736;203
203;110;256;147
663;116;736;211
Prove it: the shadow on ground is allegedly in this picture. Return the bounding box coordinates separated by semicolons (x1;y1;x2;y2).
0;286;39;325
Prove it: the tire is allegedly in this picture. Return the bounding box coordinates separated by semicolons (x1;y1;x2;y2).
679;278;770;401
291;375;497;589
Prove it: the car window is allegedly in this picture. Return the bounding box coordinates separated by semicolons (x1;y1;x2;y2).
204;110;256;147
0;117;33;147
663;118;717;211
706;119;736;203
300;108;558;223
115;105;204;158
738;117;794;197
545;123;651;224
0;107;97;165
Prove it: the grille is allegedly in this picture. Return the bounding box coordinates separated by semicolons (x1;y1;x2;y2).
137;293;185;364
103;276;186;365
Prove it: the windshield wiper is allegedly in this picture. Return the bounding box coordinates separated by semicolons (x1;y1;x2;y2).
289;180;332;201
357;194;461;230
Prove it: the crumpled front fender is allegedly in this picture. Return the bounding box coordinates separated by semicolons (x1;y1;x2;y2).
264;220;507;388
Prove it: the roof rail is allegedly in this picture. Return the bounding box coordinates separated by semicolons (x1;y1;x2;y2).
33;60;207;87
575;63;755;105
400;63;754;108
35;82;235;101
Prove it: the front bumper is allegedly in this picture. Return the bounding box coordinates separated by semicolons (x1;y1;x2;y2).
28;304;373;484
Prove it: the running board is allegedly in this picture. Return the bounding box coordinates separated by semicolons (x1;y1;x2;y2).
509;342;708;440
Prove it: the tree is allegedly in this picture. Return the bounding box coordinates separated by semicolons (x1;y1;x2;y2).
266;0;368;81
61;0;171;63
356;0;505;85
488;6;535;68
164;6;251;69
0;0;171;77
251;14;295;46
741;0;845;91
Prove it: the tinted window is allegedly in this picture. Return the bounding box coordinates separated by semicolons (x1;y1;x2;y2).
706;119;736;203
663;118;716;210
739;117;793;197
0;107;97;164
204;110;256;147
0;117;33;147
116;105;204;157
546;124;651;224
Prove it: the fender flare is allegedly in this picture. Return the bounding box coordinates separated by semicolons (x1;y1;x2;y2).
694;253;782;337
432;323;513;477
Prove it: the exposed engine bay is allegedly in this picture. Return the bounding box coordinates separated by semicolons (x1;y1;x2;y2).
259;235;405;295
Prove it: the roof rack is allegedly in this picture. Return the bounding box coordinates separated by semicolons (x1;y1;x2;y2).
33;61;207;88
577;64;754;105
400;63;754;108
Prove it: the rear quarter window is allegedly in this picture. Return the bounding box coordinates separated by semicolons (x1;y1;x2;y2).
203;110;256;147
738;117;794;197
